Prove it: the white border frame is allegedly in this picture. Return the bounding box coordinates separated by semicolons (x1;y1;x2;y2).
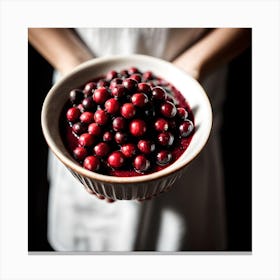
1;0;279;279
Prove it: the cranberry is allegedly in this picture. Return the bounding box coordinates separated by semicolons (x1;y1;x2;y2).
83;155;100;171
128;67;139;74
154;118;169;132
94;109;108;125
137;82;152;94
156;150;172;166
66;107;81;122
115;132;128;144
97;80;109;88
69;89;84;104
160;101;177;118
84;82;97;95
121;143;136;158
137;140;155;154
78;133;95;147
112;116;126;131
110;78;123;89
105;98;120;114
94;142;110;157
133;155;150;172
106;70;118;81
73;146;88;161
130;73;142;82
72;122;87;135
179;120;194;137
131;93;148;107
93;87;109;104
88;123;102;136
123;78;138;92
82;97;95;110
103;131;114;142
158;131;174;146
120;69;129;78
142;71;153;81
152;86;167;101
129;119;147;137
121;103;136;119
111;85;126;98
177;107;188;120
107;151;125;169
80;111;95;124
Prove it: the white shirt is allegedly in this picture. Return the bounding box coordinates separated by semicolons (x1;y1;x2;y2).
48;28;227;251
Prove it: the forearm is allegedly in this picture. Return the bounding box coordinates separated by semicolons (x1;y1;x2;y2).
173;28;251;81
28;28;93;75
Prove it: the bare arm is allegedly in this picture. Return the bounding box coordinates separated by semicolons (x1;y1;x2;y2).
28;28;94;75
173;28;251;81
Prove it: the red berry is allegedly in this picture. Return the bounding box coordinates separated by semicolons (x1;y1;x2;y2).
111;85;126;98
107;151;125;169
128;67;139;74
179;120;194;137
105;98;120;114
133;155;150;172
123;78;138;92
82;97;96;110
94;142;110;157
154;118;169;132
94;109;108;125
80;111;95;124
66;107;80;122
106;70;118;81
156;150;172;166
129;119;147;137
130;73;142;82
160;101;177;118
158;131;174;146
93;87;109;104
83;82;97;95
177;107;188;120
112;116;126;131
137;140;155;154
69;89;84;104
131;93;148;107
103;131;114;142
83;155;100;171
121;103;136;119
72;122;87;135
152;86;167;101
137;82;152;94
73;146;88;161
142;71;153;81
109;78;123;89
79;133;95;147
115;132;128;144
121;143;136;158
88;123;102;136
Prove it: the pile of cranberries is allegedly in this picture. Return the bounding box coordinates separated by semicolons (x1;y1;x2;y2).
62;67;194;176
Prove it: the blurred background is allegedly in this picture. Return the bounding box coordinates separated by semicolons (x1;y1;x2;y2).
28;42;252;252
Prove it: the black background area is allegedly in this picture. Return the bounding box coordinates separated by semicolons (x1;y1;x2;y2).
28;42;252;251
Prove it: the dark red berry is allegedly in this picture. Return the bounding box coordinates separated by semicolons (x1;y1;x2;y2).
179;120;194;137
103;131;114;142
111;85;126;98
72;122;87;135
66;107;81;122
112;116;126;131
93;87;109;104
154;118;169;132
88;123;102;136
160;101;177;118
152;86;167;101
158;131;174;146
133;155;150;172
137;140;155;154
94;142;110;157
107;151;125;169
73;146;88;161
105;98;120;114
137;82;152;94
123;78;138;92
115;132;128;144
121;143;136;158
156;150;172;166
69;89;84;104
97;80;109;88
120;69;129;78
110;78;123;89
79;133;95;147
94;109;108;125
129;119;147;137
84;82;97;95
142;71;153;81
121;103;136;119
83;155;100;171
80;111;95;124
130;73;142;82
82;97;95;110
177;107;188;120
131;93;148;107
106;70;118;81
128;67;139;74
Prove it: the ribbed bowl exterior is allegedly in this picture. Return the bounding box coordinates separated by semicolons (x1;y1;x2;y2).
68;167;184;200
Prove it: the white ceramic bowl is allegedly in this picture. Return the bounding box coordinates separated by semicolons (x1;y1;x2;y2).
41;54;212;200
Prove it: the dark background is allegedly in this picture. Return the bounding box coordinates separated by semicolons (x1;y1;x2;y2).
28;42;252;252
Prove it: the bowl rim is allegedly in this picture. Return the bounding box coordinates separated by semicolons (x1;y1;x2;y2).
41;54;212;184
